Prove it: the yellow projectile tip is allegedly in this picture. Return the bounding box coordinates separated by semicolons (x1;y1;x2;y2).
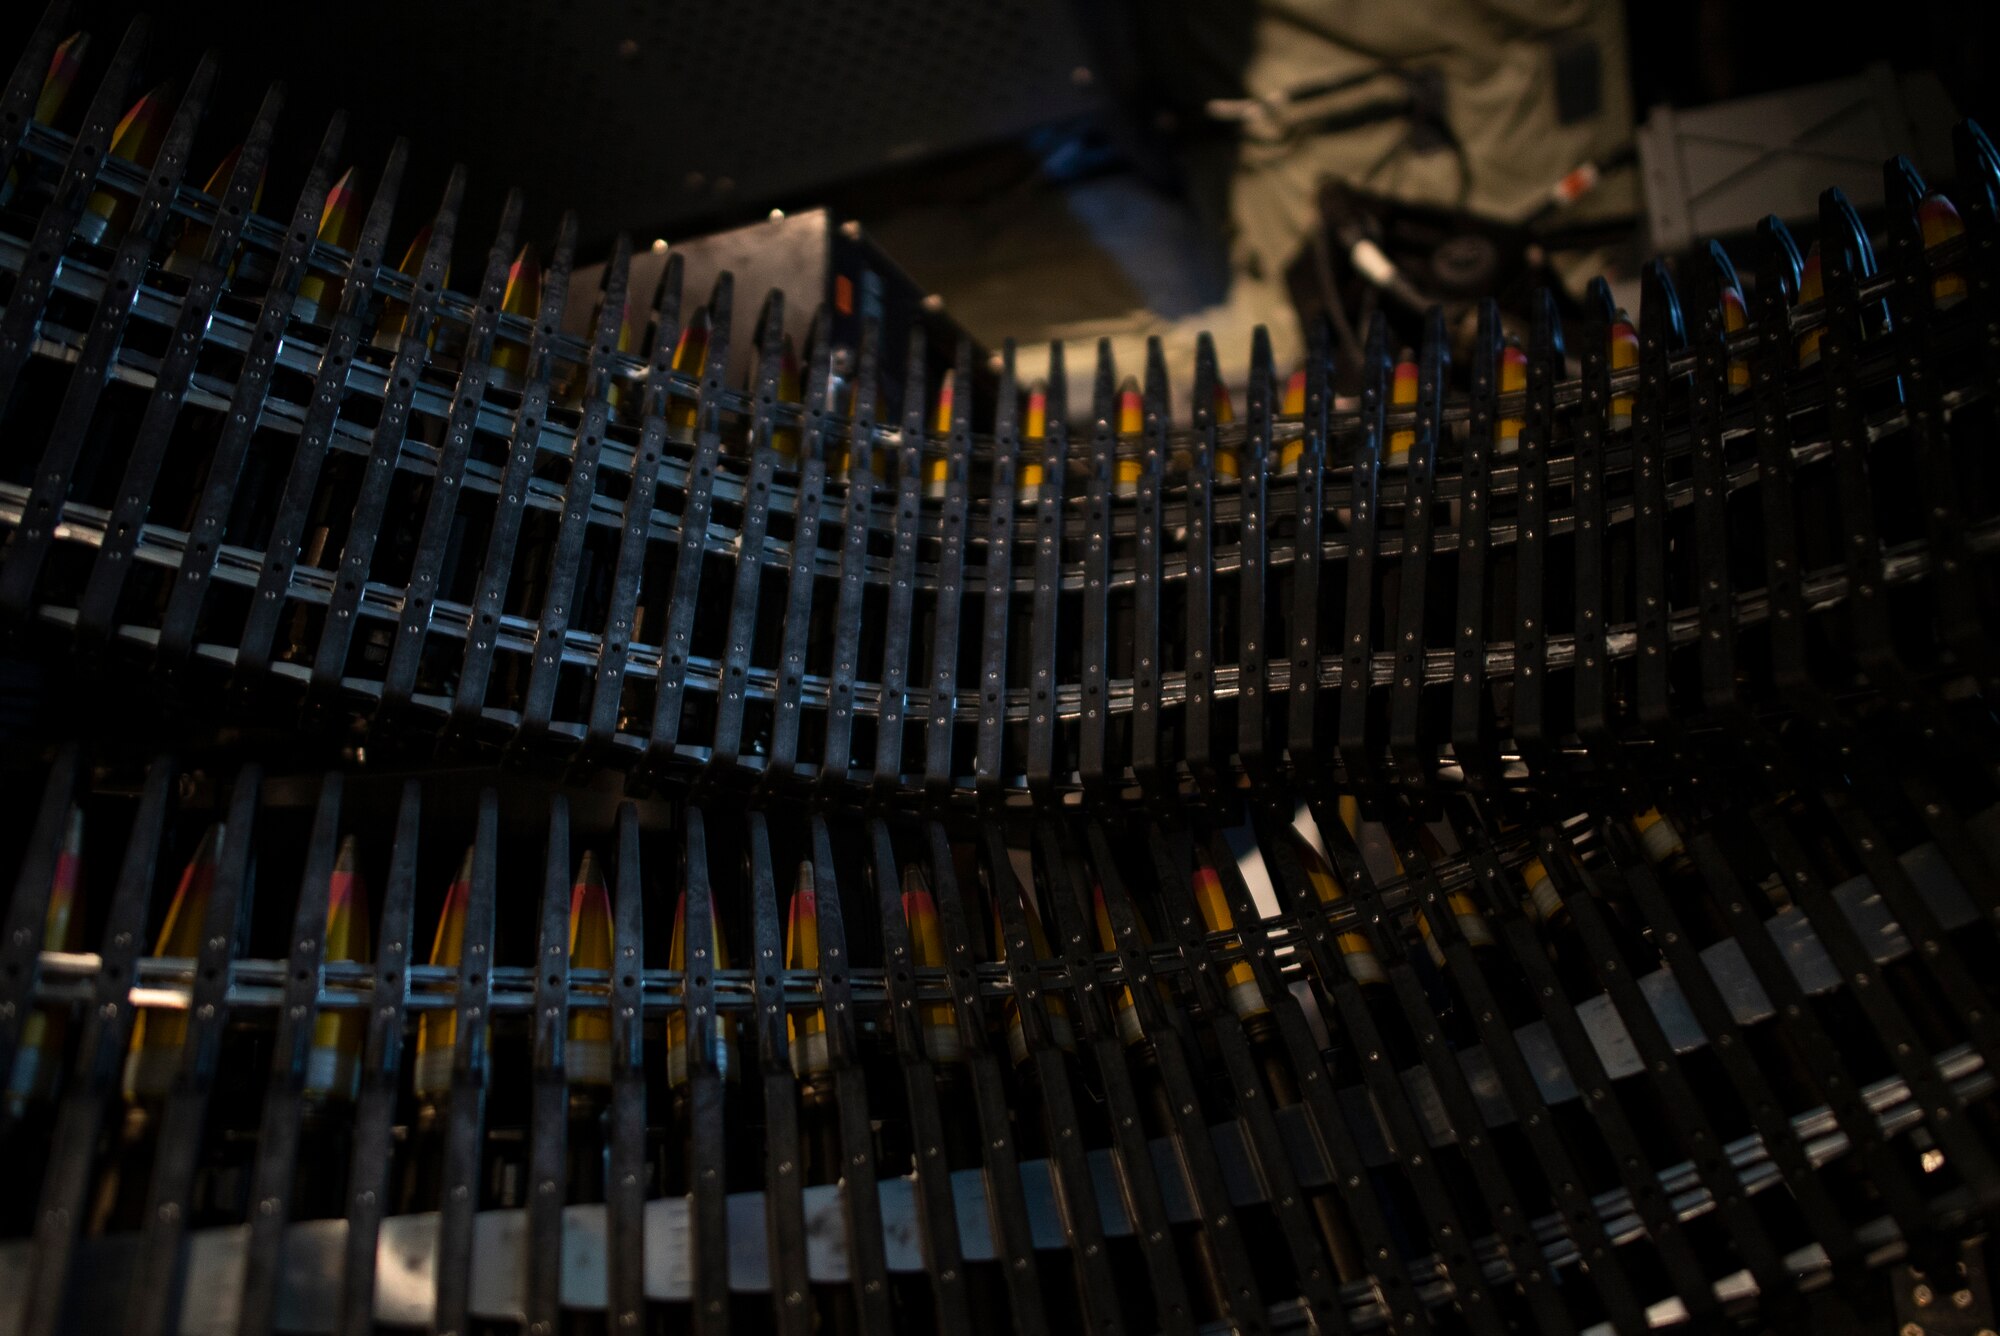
1391;358;1418;405
1386;355;1419;463
7;805;86;1109
125;824;224;1097
901;863;961;1063
500;243;541;317
1116;378;1143;435
43;804;85;953
80;82;173;237
108;83;173;166
787;861;829;1075
394;224;433;278
316;166;362;249
666;884;734;1085
1193;862;1267;1020
1609;316;1638;366
570;851;613;970
1918;195;1968;305
1282;367;1307;417
1092;882;1145;1045
668;312;711;429
308;836;371;1100
34;32;89;125
323;835;371;964
993;870;1072;1062
488;243;543;381
933;374;956;436
1288;829;1386;984
412;846;475;1097
1796;246;1826;366
772;334;802;456
1024;381;1049;442
567;851;614;1086
199;146;248;204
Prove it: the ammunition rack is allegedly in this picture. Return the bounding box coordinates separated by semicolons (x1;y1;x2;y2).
5;2;2000;1332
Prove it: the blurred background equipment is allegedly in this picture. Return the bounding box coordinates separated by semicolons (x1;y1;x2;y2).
1636;63;1960;254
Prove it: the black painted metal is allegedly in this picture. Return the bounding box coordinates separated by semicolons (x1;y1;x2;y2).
18;755;173;1336
712;289;785;774
450;208;579;739
432;789;499;1336
0;4;70;193
606;801;649;1331
1442;804;1728;1326
1143;822;1351;1334
0;743;77;1077
0;16;146;415
1080;341;1115;794
974;342;1020;798
768;311;834;787
1286;319;1328;778
1054;818;1199;1335
1387;314;1442;792
646;275;734;781
335;779;421;1336
924;820;1049;1335
380;187;525;723
156;113;350;671
819;316;881;796
308;171;467;704
682;806;731;1335
983;820;1123;1331
1511;293;1556;761
871;329;926;798
0;50;216;619
807;814;893;1330
234;142;412;685
1238;330;1275;783
1449;302;1501;789
925;342;974;800
747;811;813;1336
1131;339;1168;795
524;795;572;1332
237;772;344;1336
72;83;288;643
1025;341;1068;797
1531;822;1794;1312
866;819;973;1333
516;236;632;748
1275;803;1502;1333
123;762;262;1336
1128;821;1280;1334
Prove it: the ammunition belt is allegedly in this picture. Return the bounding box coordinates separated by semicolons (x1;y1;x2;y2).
0;13;1996;799
4;746;2000;1333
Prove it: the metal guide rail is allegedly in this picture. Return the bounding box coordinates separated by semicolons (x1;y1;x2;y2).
2;740;2000;1334
0;8;1997;798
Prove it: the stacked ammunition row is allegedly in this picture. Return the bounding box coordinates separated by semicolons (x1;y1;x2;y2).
1;746;1998;1333
0;8;1996;798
